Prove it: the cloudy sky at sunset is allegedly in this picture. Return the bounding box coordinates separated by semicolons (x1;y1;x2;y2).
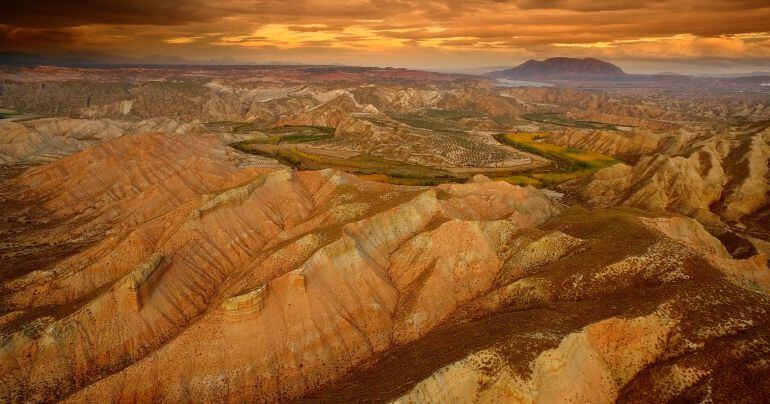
2;0;770;73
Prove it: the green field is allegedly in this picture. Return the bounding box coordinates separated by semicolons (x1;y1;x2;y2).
233;143;456;181
0;110;20;119
495;132;619;185
231;129;619;188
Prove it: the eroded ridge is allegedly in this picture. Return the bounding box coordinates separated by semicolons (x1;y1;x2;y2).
0;132;768;403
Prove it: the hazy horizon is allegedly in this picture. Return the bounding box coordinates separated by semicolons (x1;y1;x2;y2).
3;52;770;77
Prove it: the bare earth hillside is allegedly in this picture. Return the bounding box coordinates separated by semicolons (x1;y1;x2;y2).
1;65;769;402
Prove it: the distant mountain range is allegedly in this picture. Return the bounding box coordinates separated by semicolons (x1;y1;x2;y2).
695;71;770;78
486;58;770;89
488;57;626;80
2;52;768;87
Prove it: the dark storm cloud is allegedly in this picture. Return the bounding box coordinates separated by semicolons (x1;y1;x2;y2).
513;0;649;11
0;24;77;47
0;0;225;27
513;0;770;12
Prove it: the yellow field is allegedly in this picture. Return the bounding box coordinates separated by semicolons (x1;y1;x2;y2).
497;132;619;185
502;132;618;170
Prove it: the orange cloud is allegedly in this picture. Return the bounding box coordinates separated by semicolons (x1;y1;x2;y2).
1;1;769;71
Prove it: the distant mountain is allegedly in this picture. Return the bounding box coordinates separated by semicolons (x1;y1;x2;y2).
427;66;515;75
696;71;770;78
488;57;626;80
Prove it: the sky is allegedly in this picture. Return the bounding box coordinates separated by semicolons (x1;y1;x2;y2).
1;0;770;74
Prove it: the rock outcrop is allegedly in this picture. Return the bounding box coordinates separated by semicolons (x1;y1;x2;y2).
395;312;674;403
0;117;208;163
0;133;559;402
578;125;770;227
2;133;769;402
3;65;770;403
547;128;667;162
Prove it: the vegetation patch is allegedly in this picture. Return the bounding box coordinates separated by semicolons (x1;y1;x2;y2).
358;173;461;186
0;110;20;119
387;111;467;133
228;125;336;143
268;125;336;135
495;132;619;185
387;109;495;133
524;113;623;130
497;175;543;187
232;129;617;188
233;143;455;180
529;171;587;186
388;109;521;132
235;133;335;146
499;132;618;171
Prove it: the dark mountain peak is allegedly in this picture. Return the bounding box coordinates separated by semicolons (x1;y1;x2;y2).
489;57;625;80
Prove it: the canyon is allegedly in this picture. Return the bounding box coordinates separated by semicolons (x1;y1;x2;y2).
1;63;768;402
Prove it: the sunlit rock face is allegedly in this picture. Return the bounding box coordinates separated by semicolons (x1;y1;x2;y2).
579;126;770;228
1;64;769;403
1;132;768;403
